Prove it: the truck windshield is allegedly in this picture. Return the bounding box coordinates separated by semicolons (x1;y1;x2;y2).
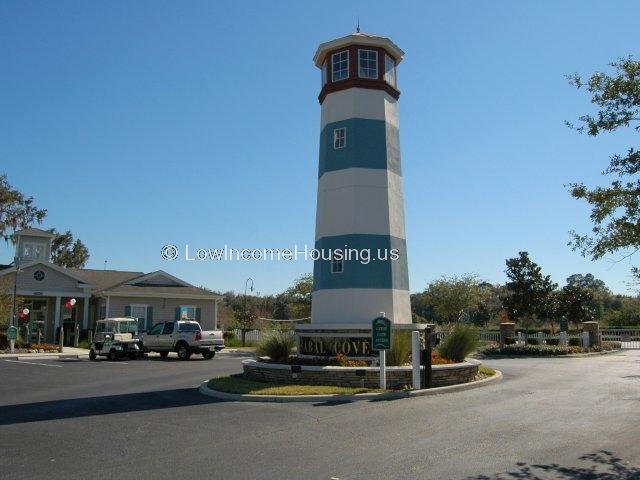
118;322;138;333
178;323;200;332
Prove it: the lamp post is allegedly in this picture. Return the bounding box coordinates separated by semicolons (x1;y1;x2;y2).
241;278;254;347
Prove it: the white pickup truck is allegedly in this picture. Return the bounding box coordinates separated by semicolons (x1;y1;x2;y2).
140;320;224;360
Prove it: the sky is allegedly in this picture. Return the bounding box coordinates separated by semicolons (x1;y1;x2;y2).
1;1;639;296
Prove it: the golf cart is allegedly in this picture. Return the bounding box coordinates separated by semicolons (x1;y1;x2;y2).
89;317;143;361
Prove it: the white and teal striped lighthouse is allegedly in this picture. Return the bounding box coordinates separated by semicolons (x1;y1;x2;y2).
310;31;411;328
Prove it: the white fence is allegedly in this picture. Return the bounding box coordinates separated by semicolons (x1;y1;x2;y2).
600;328;640;349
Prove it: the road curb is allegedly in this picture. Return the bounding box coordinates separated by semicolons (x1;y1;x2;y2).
1;354;86;361
197;370;503;403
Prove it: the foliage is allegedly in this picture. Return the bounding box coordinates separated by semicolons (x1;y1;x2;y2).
478;366;496;377
0;277;13;328
207;375;379;395
437;325;479;362
503;252;557;326
386;331;411;366
568;337;582;346
411;274;504;325
482;342;619;356
48;229;90;268
0;173;47;242
558;284;600;325
281;273;312;319
566;57;640;279
256;330;295;362
334;353;368;367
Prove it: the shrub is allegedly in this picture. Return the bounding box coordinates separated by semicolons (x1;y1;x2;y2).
568;337;582;346
0;332;7;349
223;331;236;341
437;325;479;362
335;353;368;367
256;330;295;362
527;338;539;345
546;338;560;346
504;337;516;345
386;331;411;366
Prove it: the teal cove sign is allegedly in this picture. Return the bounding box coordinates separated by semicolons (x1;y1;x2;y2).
371;316;391;350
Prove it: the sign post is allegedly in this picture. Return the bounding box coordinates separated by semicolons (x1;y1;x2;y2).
7;326;18;354
372;313;391;390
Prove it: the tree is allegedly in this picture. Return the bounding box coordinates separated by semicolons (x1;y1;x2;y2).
48;229;90;268
566;273;610;296
282;273;312;319
231;300;257;347
0;174;47;242
503;252;557;329
412;274;500;325
559;284;599;326
566;57;640;278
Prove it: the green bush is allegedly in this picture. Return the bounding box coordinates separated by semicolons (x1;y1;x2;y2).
504;337;516;345
546;338;560;346
223;331;236;341
568;337;582;346
386;331;411;366
527;338;539;345
256;330;295;362
437;325;479;362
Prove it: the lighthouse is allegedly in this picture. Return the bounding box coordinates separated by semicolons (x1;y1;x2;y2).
309;31;411;330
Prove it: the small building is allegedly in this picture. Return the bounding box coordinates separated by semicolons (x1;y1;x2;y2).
1;228;221;344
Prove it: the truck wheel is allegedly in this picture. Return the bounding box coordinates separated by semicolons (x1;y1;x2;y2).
202;351;215;360
89;348;97;361
159;351;168;359
108;349;118;361
176;343;191;360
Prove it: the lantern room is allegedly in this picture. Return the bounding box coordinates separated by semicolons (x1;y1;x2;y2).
313;31;405;103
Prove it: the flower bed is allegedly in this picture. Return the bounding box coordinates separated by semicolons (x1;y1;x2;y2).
481;341;621;356
1;343;61;354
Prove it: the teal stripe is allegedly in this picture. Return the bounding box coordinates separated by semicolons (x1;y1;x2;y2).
318;118;402;178
313;234;409;291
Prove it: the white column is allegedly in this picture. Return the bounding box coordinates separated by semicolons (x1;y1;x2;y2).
82;295;90;329
411;330;421;390
105;296;110;318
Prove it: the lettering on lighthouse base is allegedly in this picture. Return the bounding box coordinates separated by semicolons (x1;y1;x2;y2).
299;336;373;357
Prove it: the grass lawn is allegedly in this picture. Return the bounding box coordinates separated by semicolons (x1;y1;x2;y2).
478;366;496;377
207;375;382;396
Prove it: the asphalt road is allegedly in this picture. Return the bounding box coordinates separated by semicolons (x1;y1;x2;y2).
1;350;639;480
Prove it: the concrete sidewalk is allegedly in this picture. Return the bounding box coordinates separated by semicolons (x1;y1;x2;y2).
0;347;90;360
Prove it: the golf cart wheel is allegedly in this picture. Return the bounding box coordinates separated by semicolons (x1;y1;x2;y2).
107;349;118;361
202;351;215;360
89;348;97;361
177;343;191;360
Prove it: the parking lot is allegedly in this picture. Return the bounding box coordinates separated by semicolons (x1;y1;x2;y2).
1;351;640;480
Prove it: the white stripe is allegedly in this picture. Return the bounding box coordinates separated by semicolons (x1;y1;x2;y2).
311;288;411;325
3;359;63;368
321;88;399;130
315;168;406;240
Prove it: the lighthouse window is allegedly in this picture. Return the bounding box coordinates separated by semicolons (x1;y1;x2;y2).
331;258;343;274
359;49;378;79
384;54;396;87
332;50;349;81
333;127;346;149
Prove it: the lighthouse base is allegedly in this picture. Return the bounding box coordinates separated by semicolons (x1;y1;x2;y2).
294;323;431;360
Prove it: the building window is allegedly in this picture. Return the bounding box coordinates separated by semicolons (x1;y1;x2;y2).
180;305;197;321
331;258;343;274
359;49;378;79
332;50;349;81
130;304;147;330
321;60;327;87
333;128;346;149
384;54;396;87
22;242;45;260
